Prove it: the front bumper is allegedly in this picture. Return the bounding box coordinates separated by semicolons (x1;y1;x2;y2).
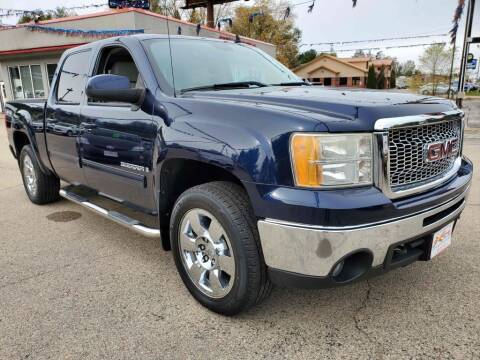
258;182;471;287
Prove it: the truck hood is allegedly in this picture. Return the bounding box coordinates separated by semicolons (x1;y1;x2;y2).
184;86;458;132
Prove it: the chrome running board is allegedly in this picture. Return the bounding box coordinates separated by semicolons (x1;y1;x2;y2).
59;188;160;238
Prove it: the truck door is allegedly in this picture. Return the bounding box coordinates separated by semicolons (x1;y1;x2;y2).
45;50;91;184
80;46;156;211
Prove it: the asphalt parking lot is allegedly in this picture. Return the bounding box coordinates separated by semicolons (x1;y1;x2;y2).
1;114;479;360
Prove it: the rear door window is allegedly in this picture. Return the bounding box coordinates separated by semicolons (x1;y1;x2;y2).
56;50;91;104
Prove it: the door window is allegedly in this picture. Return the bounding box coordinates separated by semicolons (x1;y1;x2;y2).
89;46;143;104
56;50;91;104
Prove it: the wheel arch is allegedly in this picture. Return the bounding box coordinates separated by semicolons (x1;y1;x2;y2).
13;130;30;158
157;157;249;251
13;129;51;175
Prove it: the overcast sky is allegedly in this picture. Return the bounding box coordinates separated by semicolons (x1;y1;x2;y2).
1;0;480;68
296;0;480;64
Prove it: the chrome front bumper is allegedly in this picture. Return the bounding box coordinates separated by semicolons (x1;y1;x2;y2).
257;186;470;278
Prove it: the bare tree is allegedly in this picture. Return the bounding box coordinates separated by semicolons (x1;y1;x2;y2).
17;7;76;24
419;44;453;95
150;0;233;25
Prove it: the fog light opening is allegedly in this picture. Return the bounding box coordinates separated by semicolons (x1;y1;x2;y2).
331;251;373;284
332;260;345;277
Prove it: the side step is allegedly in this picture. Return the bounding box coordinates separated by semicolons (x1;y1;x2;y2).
59;189;160;238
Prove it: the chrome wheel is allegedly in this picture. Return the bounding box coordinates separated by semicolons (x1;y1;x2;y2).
179;208;235;299
23;154;37;197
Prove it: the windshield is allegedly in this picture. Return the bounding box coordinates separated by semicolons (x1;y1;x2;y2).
143;38;301;94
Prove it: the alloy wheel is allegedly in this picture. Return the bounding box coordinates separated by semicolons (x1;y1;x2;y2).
23;154;37;197
178;208;236;299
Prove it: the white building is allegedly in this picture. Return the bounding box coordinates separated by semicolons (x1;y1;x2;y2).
0;7;275;111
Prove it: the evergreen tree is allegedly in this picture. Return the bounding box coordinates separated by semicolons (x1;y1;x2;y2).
390;68;396;88
367;64;376;89
376;65;386;89
297;49;317;65
353;49;366;57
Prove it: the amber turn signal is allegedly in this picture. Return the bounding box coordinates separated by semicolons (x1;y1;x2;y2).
290;134;322;187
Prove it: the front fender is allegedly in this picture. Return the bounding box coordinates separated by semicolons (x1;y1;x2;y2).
163;121;279;184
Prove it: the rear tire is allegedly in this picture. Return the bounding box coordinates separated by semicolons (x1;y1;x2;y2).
19;145;60;205
170;181;272;315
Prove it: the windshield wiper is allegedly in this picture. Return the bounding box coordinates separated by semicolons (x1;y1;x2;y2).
270;81;311;86
179;81;267;94
399;96;438;105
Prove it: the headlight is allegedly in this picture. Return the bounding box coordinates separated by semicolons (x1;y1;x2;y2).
290;133;373;188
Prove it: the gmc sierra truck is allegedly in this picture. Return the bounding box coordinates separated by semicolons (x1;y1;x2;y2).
5;35;473;315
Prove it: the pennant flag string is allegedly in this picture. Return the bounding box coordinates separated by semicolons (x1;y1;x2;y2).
307;1;315;13
248;11;264;23
217;17;233;31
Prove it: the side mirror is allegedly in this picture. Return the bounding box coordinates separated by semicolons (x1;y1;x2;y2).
86;74;145;105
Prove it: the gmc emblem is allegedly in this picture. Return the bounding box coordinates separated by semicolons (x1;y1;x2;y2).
425;138;459;162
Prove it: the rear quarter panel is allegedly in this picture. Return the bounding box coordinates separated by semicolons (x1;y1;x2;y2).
5;100;53;173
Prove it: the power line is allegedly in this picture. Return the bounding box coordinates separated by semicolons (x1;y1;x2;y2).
301;33;449;47
0;3;108;18
306;42;447;53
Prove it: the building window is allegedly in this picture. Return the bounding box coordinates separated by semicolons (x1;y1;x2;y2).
324;78;332;86
46;64;58;86
312;77;320;83
352;77;361;86
8;65;45;99
339;77;348;86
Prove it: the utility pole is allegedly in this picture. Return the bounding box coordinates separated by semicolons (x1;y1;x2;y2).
447;43;456;100
182;0;239;29
457;0;476;107
476;45;480;80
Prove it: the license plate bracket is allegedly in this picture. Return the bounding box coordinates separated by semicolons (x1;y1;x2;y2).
429;222;454;259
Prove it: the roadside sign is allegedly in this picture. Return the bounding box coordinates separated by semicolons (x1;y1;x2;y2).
467;59;477;70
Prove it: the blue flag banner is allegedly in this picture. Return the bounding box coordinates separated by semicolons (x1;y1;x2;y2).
25;25;145;38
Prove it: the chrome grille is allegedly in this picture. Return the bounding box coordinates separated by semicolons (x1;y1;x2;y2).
388;119;461;188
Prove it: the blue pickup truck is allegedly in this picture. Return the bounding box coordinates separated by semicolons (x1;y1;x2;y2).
5;35;473;315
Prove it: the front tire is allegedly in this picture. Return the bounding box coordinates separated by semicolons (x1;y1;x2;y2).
19;145;60;205
170;181;272;315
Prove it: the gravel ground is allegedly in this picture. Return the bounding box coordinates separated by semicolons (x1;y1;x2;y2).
0;117;479;360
